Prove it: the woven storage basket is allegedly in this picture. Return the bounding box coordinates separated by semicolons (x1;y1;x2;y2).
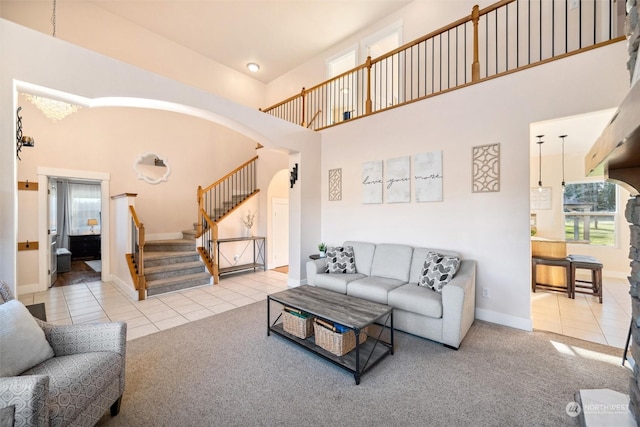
313;320;367;356
282;310;314;339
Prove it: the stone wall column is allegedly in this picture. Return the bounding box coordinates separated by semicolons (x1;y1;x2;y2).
625;196;640;420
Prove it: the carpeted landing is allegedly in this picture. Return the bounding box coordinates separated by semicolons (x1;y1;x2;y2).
97;301;631;427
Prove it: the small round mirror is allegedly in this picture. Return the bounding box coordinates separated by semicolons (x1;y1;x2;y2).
133;152;171;184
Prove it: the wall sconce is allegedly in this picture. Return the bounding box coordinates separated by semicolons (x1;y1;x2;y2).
16;107;35;160
559;135;567;192
87;218;98;234
290;163;299;188
535;135;544;192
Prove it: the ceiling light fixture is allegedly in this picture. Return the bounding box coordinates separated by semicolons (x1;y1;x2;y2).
23;93;81;121
536;135;544;192
247;63;260;73
559;135;567;192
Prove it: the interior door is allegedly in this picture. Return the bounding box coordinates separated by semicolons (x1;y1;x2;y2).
272;198;289;268
48;178;58;287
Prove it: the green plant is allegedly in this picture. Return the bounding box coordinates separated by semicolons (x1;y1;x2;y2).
318;242;327;252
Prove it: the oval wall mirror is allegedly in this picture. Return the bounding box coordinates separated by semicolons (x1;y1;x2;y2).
133;152;171;184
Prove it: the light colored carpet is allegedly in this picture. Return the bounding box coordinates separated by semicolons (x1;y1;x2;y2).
85;260;101;272
97;301;631;426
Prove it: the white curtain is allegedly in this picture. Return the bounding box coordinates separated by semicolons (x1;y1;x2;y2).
67;183;101;235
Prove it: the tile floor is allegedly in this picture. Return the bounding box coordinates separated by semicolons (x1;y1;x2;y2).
17;270;288;341
531;276;631;349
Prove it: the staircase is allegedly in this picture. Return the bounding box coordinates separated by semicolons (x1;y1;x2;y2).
127;156;259;299
197;156;260;284
143;230;211;296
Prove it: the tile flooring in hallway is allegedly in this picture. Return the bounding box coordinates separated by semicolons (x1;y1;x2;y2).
17;270;288;341
531;276;631;349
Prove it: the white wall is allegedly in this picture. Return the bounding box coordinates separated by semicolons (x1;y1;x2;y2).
319;41;630;329
0;1;266;109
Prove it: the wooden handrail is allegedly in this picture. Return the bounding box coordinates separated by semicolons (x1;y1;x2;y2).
129;205;142;229
198;155;259;196
127;204;146;300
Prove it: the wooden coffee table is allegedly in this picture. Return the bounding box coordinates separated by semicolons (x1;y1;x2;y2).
267;285;393;384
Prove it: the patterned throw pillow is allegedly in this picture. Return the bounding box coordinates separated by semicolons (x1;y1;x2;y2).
325;246;356;274
419;251;461;292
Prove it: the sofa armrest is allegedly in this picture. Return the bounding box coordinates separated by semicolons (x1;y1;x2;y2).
305;259;327;286
0;375;49;426
40;321;127;357
441;260;476;348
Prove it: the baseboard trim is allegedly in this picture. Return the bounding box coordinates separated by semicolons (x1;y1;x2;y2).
475;308;532;331
109;275;139;301
18;282;44;296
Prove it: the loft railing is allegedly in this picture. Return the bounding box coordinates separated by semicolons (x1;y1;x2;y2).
262;0;625;130
196;156;260;283
126;205;146;300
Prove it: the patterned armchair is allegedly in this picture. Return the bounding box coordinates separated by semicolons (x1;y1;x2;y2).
0;282;126;426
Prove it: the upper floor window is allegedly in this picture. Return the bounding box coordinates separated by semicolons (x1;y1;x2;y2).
563;181;616;246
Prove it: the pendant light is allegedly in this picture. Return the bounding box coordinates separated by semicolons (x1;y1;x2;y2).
559;135;567;192
536;135;544;192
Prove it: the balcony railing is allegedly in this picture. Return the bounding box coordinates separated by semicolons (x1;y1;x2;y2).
262;0;625;131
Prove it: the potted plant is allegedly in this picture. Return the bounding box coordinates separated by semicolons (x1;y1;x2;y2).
318;243;327;258
241;211;255;237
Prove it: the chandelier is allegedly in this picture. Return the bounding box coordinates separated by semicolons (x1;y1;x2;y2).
23;94;81;121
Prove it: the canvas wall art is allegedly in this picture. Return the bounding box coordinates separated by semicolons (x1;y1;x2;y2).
362;160;383;204
386;156;411;203
414;151;443;202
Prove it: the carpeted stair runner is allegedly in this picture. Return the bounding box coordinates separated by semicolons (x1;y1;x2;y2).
144;238;210;296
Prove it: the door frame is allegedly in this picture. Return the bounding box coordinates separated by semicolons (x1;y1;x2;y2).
271;197;289;269
36;167;110;292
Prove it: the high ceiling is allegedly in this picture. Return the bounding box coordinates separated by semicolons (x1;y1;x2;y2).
90;0;413;83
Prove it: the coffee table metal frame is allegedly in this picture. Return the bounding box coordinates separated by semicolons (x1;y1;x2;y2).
267;285;394;385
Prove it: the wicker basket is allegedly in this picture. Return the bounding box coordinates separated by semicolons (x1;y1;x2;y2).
313;320;367;356
282;310;314;339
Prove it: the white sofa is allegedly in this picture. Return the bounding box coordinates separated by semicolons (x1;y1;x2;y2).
306;241;476;349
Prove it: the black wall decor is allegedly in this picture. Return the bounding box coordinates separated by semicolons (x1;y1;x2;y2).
290;163;298;188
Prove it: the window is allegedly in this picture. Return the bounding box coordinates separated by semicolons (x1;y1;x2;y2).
68;183;101;234
563;181;616;246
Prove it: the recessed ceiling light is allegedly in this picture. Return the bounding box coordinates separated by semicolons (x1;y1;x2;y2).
247;63;260;73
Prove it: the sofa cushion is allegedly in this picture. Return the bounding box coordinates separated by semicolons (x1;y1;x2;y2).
313;273;366;294
0;300;54;377
0;281;12;304
409;247;461;284
326;246;356;273
343;241;376;275
369;243;413;282
388;283;443;318
347;276;406;305
419;252;461;292
21;352;123;426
